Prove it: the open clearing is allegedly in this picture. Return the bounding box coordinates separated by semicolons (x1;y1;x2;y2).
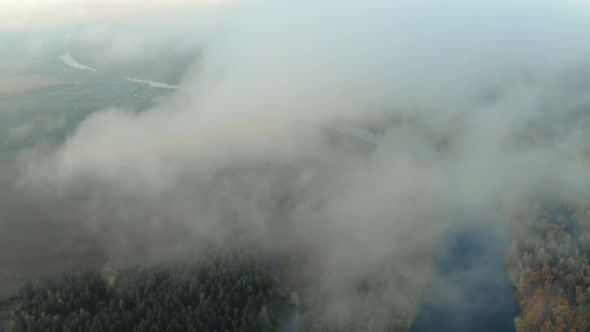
0;75;65;93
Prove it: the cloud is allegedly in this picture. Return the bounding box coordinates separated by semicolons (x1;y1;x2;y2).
11;0;590;328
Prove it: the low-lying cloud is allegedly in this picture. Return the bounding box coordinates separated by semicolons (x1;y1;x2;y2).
8;0;590;328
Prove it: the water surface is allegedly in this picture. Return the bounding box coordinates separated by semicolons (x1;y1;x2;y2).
412;223;518;332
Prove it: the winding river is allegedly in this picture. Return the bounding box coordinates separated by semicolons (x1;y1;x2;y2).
58;52;179;89
58;53;96;72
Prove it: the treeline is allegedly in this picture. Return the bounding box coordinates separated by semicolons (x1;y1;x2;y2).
6;245;433;332
8;249;289;332
505;203;590;332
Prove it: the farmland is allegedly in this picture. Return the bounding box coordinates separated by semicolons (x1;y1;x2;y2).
0;75;66;93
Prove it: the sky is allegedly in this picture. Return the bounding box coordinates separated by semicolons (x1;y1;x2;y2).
2;0;590;31
0;0;236;30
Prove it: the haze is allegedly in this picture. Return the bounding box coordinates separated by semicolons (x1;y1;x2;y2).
2;0;590;331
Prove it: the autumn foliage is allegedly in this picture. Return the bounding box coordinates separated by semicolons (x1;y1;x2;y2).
507;204;590;332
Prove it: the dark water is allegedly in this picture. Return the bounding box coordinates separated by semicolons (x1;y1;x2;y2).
279;303;299;332
335;126;519;331
271;223;517;332
411;224;518;332
271;258;299;332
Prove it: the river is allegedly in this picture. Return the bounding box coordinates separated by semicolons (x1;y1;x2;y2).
411;221;518;332
342;126;519;331
58;52;96;72
58;52;179;89
272;220;518;332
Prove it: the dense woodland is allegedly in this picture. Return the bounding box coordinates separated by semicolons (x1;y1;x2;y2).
506;203;590;332
7;250;289;332
4;248;429;332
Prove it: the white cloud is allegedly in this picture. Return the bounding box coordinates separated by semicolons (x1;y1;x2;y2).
9;0;590;327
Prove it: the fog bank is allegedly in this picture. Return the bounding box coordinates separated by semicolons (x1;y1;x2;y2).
8;0;590;328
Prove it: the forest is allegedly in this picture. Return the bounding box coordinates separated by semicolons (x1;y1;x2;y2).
2;243;430;332
506;203;590;332
6;249;289;332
